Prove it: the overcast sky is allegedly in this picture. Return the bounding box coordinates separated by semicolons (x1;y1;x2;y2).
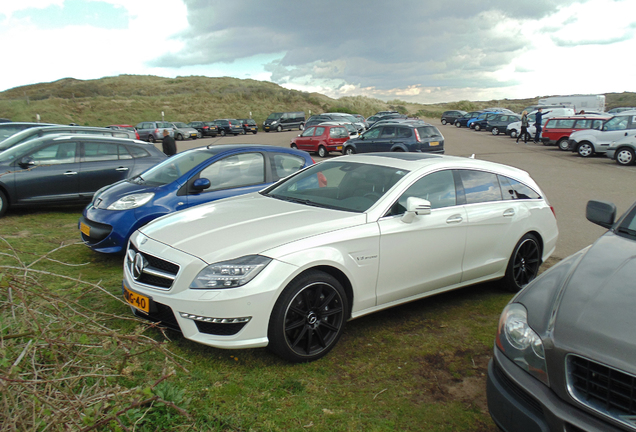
1;0;635;103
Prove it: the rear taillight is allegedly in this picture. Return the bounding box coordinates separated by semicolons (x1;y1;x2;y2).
550;206;556;218
203;126;209;129
414;128;421;142
154;128;159;135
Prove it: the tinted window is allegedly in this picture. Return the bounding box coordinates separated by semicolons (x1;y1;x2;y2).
363;128;381;139
381;127;396;138
30;142;77;165
119;145;133;160
128;146;150;158
199;153;265;190
271;154;306;182
314;127;326;136
389;170;456;215
459;170;502;204
498;176;541;200
397;127;412;138
329;127;348;138
83;142;119;162
417;126;441;138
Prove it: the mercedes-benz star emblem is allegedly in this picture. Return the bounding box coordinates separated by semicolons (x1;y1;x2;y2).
133;253;146;280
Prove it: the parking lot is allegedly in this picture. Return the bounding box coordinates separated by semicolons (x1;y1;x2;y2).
171;122;636;259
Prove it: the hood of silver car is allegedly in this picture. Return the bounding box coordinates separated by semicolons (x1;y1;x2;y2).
138;192;366;264
552;232;636;372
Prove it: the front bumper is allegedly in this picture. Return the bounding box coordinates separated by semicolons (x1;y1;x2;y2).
606;149;617;159
80;207;146;254
487;348;625;432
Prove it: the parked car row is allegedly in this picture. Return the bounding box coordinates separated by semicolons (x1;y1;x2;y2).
441;108;636;166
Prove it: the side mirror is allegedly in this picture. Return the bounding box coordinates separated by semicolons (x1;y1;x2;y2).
192;178;211;192
401;197;431;223
586;200;616;229
19;156;35;168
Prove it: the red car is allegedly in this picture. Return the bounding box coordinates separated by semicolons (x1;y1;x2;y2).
541;115;610;151
106;124;140;140
290;124;349;157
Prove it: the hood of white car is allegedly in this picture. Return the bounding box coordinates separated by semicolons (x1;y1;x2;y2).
138;193;366;264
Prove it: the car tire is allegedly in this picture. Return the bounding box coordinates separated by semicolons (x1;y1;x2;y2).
211;133;217;138
557;138;569;151
0;189;8;218
267;270;348;363
441;119;447;125
197;131;202;139
455;122;461;128
242;130;247;135
474;124;481;131
148;135;156;143
233;134;239;136
577;142;594;157
509;130;518;139
318;146;328;158
253;131;257;134
299;123;305;130
277;125;283;132
491;127;499;135
291;144;298;149
501;233;541;293
616;147;636;166
344;146;355;155
220;130;226;137
176;133;183;141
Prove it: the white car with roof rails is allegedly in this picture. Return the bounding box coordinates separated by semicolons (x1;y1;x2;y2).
567;110;636;157
122;153;558;363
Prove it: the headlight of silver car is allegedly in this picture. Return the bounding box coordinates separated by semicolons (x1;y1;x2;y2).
190;255;272;289
107;192;155;210
496;303;549;386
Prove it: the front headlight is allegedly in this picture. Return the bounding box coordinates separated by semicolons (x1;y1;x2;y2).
107;192;155;210
271;121;278;124
190;255;272;289
496;303;549;386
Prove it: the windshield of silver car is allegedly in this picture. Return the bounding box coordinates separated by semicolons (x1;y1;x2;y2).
262;161;409;213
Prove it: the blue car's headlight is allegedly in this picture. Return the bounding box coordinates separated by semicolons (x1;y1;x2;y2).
190;255;272;289
496;303;549;386
107;192;155;210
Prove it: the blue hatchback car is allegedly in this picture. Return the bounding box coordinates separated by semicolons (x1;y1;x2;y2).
79;145;314;254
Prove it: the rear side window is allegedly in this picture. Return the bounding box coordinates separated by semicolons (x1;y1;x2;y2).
271;154;306;182
397;128;412;138
554;119;575;128
83;142;119;162
459;170;502;204
499;176;541;200
127;146;151;158
381;127;396;138
329;127;347;138
314;127;326;136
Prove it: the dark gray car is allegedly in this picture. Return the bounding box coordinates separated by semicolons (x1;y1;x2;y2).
0;122;58;142
487;199;636;432
0;134;166;217
343;122;444;155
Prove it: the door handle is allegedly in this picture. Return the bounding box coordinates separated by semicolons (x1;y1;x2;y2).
63;171;78;176
116;167;129;171
446;215;463;224
503;208;515;217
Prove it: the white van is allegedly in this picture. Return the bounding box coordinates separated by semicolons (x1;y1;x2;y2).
506;108;575;139
567;110;636;157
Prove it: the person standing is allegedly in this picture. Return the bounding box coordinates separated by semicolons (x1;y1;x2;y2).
517;111;529;143
533;108;550;143
161;129;176;156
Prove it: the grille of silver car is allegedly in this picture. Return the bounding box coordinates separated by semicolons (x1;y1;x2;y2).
566;354;636;430
127;243;179;289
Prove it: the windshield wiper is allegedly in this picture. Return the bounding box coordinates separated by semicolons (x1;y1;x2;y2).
617;226;636;237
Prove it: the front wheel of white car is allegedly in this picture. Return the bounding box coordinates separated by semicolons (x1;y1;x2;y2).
577;142;594;157
501;233;541;293
616;147;635;166
268;271;348;363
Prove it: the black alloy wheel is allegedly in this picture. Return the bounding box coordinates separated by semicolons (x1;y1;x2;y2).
0;189;8;217
268;271;348;362
502;233;541;292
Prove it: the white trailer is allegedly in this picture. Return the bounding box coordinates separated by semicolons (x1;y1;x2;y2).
537;94;606;113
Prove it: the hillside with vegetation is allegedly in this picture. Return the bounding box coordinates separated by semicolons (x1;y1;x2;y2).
0;74;634;126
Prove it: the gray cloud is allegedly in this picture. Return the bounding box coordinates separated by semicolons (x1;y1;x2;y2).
150;0;593;96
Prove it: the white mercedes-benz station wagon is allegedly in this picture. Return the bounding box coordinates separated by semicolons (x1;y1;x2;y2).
123;153;558;362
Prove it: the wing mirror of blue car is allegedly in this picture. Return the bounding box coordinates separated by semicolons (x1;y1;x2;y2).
192;178;211;192
19;156;35;168
401;197;431;223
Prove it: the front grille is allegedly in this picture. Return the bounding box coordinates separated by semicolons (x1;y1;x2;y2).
195;321;246;336
127;243;179;289
567;354;636;430
133;301;180;332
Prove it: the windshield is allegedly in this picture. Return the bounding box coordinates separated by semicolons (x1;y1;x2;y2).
134;150;214;186
617;205;636;239
173;122;188;128
0;129;39;152
0;138;48;163
267;113;283;120
262;161;409;213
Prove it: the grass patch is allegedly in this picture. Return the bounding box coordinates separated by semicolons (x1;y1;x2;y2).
2;208;546;431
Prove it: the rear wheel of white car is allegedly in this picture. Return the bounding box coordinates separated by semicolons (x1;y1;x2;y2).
557;138;569;151
268;270;348;363
491;127;499;135
577;142;594;157
616;147;635;166
501;233;541;292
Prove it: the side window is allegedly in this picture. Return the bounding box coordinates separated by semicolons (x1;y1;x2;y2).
301;127;316;137
381;127;396;138
555;119;575;128
459;170;503;204
83;142;119;162
363;128;381;139
574;119;591;128
629;115;636;129
314;127;326;136
199;153;265;191
30;142;77;165
499;176;541;200
397;127;412;138
388;170;457;216
604;116;628;131
271;154;306;182
329;127;347;138
118;145;133;160
592;119;604;129
127;146;150;158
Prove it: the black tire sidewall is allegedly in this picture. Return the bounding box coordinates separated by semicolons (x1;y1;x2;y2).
501;233;541;293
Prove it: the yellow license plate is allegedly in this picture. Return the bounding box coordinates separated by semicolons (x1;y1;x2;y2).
80;222;90;236
336;146;342;150
123;285;150;313
430;141;439;146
